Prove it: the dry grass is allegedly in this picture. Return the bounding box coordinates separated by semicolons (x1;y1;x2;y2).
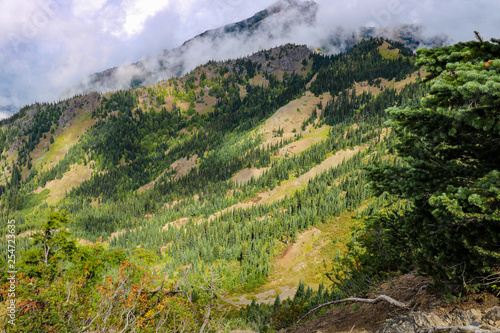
269;227;330;291
378;41;402;60
238;84;248;99
33;163;94;205
223;285;297;307
249;74;269;87
352;81;384;96
306;73;318;89
231;167;270;185
162;217;190;231
258;91;332;149
391;68;427;92
263;225;334;290
195;94;217;114
31;110;96;172
352;67;425;98
278;228;323;269
278;126;330;156
272;69;286;81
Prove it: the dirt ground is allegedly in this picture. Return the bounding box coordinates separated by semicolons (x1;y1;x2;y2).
231;167;271;185
170;154;199;180
285;273;500;333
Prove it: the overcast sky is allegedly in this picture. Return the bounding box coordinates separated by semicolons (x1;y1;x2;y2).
0;0;498;119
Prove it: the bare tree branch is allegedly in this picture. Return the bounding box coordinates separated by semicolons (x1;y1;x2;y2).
297;295;408;324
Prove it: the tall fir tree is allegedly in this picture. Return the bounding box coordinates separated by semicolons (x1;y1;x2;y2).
365;34;500;288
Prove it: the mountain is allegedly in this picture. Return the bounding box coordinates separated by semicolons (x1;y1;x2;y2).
1;32;498;332
0;0;456;117
359;24;451;49
73;0;449;99
0;0;451;120
189;0;318;38
76;0;319;95
0;38;430;328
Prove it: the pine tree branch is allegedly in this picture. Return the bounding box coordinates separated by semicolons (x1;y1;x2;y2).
296;295;408;324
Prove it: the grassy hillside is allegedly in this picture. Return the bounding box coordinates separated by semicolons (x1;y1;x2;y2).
0;38;431;331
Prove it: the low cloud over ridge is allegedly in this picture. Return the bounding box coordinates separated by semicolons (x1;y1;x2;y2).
0;0;498;118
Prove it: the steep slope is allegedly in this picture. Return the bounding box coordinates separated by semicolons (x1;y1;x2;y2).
2;37;421;244
0;38;434;331
0;1;453;120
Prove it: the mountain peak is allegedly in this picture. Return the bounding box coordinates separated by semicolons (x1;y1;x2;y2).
71;0;443;102
267;0;317;11
196;0;317;38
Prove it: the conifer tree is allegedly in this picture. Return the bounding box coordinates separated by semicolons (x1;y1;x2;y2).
366;35;500;287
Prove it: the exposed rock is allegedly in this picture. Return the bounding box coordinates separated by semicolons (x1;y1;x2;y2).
442;309;482;326
247;44;311;74
379;308;500;333
484;307;500;322
379;312;446;333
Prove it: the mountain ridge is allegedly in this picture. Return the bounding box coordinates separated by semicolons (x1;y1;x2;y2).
70;1;447;105
78;0;319;95
0;0;451;120
0;38;420;272
1;35;498;332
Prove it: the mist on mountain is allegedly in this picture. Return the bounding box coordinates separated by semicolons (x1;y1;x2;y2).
0;0;498;119
67;0;451;100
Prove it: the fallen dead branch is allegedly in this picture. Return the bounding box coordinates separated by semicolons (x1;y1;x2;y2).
296;295;408;324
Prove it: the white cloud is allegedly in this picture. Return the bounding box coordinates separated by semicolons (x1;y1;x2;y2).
0;112;11;120
0;0;499;119
121;0;171;36
72;0;107;16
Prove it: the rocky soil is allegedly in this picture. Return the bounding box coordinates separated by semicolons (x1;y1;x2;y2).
285;274;500;333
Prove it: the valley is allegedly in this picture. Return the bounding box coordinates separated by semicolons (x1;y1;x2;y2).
0;34;498;333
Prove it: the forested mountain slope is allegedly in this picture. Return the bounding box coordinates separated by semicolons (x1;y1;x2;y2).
0;38;435;331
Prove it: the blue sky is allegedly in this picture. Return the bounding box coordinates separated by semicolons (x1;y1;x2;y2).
0;0;498;118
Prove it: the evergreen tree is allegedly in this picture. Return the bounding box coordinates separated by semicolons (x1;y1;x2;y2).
366;35;500;288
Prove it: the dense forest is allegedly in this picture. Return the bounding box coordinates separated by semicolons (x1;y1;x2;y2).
0;37;497;332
